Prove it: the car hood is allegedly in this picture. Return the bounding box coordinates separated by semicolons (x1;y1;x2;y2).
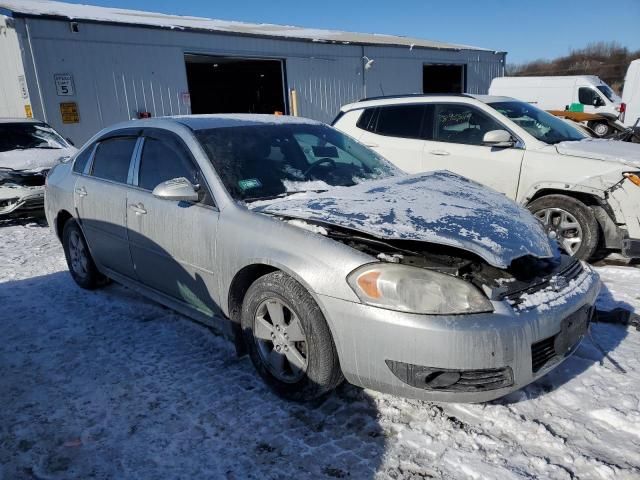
0;146;77;172
249;171;554;269
555;138;640;169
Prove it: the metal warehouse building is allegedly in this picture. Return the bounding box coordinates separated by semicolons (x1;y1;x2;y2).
0;0;506;145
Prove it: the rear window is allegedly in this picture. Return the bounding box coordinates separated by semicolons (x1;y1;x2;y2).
0;123;68;153
90;137;137;183
373;105;425;139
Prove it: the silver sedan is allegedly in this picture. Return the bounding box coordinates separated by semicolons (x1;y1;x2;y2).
45;115;600;402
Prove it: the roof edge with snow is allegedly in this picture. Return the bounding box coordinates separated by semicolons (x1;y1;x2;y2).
0;0;502;53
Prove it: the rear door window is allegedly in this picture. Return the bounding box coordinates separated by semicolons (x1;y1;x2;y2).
90;137;137;183
373;105;426;139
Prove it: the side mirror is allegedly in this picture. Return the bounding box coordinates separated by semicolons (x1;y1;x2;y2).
482;129;515;148
152;177;199;202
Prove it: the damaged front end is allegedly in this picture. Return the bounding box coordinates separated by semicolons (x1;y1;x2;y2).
0;168;49;216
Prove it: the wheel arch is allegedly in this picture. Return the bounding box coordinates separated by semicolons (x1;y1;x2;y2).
525;188;603;207
55;209;74;242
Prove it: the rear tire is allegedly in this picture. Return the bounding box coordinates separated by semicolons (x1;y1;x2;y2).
241;271;343;401
62;219;109;289
527;195;600;261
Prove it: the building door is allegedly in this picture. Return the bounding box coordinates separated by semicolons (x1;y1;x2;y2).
185;54;287;115
423;64;466;94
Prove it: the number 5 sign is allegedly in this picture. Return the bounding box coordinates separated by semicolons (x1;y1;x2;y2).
54;74;75;96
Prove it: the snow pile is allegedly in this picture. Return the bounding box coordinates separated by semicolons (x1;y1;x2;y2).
285;218;328;235
513;264;599;312
0;147;76;171
252;171;554;269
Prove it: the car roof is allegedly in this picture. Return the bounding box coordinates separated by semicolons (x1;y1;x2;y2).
101;114;325;134
340;94;517;111
0;117;44;124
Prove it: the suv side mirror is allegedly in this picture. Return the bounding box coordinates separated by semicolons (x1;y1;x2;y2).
482;130;515;148
152;177;199;202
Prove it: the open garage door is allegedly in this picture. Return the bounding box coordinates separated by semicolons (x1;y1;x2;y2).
423;64;466;94
185;54;287;115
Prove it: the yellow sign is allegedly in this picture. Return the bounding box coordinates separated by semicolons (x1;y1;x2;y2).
60;102;79;124
24;104;33;118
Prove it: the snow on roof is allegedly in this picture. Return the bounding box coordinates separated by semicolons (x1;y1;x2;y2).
0;0;494;52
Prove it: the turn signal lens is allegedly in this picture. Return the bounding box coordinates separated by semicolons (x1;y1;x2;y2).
356;271;382;298
624;173;640;187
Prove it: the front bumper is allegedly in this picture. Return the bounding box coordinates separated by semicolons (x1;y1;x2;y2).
609;179;640;257
317;265;600;403
0;185;45;216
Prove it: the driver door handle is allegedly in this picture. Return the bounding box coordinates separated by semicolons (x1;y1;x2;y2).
75;186;87;197
429;150;450;156
129;203;147;215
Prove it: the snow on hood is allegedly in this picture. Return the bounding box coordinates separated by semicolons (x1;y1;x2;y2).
555;138;640;169
250;171;554;268
0;147;77;172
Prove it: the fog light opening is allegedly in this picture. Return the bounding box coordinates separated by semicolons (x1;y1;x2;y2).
423;371;461;389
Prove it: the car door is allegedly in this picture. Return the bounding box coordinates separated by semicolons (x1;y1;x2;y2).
356;104;427;173
421;103;524;198
125;129;222;318
578;87;607;114
74;134;138;278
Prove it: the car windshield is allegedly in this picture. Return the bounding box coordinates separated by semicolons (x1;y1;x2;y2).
195;123;400;201
0;123;69;153
596;85;619;103
488;101;587;144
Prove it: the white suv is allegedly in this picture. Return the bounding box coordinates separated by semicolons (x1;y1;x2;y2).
333;94;640;261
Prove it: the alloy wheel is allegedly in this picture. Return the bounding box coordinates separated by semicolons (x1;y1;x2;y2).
68;230;89;278
534;207;583;256
253;297;308;383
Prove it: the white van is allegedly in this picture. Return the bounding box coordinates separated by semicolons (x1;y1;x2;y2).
489;75;623;136
622;59;640;127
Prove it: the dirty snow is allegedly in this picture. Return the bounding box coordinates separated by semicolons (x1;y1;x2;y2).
252;171;554;269
1;221;640;479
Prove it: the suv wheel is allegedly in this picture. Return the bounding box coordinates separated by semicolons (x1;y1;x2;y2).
588;121;611;137
62;219;109;289
241;271;343;401
527;195;600;261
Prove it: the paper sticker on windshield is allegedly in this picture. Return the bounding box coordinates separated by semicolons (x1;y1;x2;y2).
238;178;262;191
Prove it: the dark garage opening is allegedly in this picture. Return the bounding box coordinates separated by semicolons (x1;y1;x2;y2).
423;64;466;94
185;54;287;115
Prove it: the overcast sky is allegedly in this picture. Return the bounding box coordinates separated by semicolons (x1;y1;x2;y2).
64;0;640;64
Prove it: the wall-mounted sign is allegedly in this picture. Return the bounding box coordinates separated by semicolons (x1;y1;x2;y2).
54;73;75;96
24;104;33;118
60;102;79;123
18;75;28;99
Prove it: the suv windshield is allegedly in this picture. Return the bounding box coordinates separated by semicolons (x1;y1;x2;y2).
0;123;69;153
488;101;586;144
196;123;399;201
596;84;619;103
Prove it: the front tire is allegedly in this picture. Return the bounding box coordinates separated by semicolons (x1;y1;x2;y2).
241;271;343;401
62;219;108;289
528;195;600;261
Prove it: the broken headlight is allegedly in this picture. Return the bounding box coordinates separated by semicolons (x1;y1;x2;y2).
347;263;493;315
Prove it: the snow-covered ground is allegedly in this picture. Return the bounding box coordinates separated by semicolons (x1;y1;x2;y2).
1;220;639;480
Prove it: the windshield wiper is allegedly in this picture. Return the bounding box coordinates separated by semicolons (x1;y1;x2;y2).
244;189;328;203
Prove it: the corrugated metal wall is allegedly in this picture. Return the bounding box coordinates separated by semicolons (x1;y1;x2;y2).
12;17;505;145
0;15;31;117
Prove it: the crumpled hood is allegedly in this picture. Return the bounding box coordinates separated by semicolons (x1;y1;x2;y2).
555;138;640;169
250;171;554;268
0;146;77;172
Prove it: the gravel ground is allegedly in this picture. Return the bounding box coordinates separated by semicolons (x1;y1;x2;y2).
1;220;639;480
